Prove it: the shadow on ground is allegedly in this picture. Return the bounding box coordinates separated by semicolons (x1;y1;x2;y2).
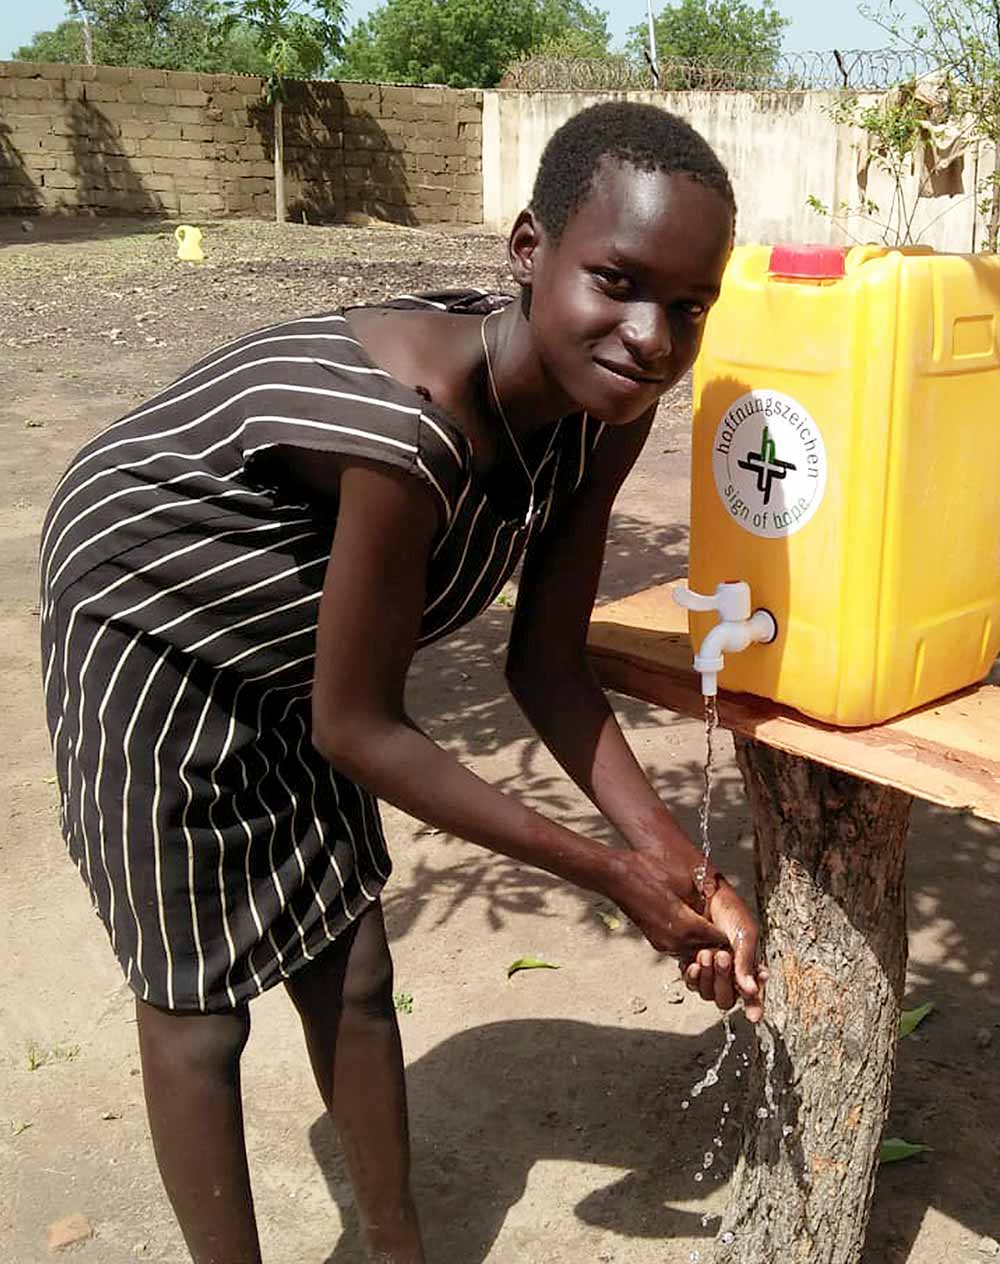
305;789;1000;1263
0;214;174;251
309;1015;758;1263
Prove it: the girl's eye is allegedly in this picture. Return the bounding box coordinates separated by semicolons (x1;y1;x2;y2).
593;268;632;296
674;301;708;323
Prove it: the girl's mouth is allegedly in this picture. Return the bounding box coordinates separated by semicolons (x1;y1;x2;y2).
593;357;665;390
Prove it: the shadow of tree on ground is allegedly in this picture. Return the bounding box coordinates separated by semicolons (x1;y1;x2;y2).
310;1015;761;1263
310;733;1000;1262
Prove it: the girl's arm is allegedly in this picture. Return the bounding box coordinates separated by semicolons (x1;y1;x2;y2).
506;412;695;864
505;413;764;1018
305;451;731;963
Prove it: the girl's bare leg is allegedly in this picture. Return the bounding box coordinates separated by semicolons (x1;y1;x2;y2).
286;904;424;1263
136;1000;260;1264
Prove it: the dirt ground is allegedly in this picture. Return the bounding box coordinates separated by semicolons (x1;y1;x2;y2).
1;215;998;1264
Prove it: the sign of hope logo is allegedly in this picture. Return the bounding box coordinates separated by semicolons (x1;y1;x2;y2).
712;389;828;539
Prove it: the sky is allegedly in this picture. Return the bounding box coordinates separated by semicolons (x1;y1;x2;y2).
1;0;922;62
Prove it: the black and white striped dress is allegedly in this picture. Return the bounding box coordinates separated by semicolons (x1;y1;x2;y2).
39;290;606;1013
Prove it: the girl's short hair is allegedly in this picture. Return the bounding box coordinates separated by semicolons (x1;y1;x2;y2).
530;101;736;240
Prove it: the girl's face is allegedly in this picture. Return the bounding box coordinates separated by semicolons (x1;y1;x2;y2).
511;161;734;426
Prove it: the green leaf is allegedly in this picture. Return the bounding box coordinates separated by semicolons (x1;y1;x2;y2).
880;1137;932;1164
507;956;560;979
596;911;622;931
899;1002;934;1039
335;0;610;88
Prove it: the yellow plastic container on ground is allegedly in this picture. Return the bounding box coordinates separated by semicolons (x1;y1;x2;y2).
687;242;1000;726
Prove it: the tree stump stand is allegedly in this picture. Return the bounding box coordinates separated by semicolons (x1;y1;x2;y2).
715;738;912;1263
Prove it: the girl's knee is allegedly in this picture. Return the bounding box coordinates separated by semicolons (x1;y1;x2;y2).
342;935;395;1022
137;999;251;1078
286;905;396;1024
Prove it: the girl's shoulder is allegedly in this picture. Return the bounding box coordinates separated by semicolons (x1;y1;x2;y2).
369;288;514;317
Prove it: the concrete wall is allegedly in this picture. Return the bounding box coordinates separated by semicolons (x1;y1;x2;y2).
2;64;991;251
0;61;483;224
482;89;988;253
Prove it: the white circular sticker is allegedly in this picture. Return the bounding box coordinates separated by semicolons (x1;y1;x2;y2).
711;390;827;539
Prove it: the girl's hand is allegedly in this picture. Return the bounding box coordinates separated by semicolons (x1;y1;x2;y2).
682;879;768;1023
609;849;734;961
610;850;767;1023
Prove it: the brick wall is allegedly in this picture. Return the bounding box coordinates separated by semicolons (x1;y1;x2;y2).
0;61;483;225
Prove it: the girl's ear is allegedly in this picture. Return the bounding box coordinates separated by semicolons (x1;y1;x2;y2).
508;209;543;287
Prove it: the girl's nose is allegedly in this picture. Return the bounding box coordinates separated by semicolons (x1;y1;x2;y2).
620;305;672;368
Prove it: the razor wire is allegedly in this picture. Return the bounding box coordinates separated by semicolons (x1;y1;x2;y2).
500;48;941;92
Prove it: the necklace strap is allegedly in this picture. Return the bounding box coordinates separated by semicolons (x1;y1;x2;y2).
481;312;537;529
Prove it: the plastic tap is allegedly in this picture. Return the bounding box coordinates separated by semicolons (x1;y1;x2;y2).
673;581;777;698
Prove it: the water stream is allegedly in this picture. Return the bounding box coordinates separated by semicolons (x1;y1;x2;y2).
680;694;784;1249
685;1010;735;1107
681;696;742;1213
694;695;719;901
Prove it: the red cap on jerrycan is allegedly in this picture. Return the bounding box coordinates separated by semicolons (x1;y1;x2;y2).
768;243;846;280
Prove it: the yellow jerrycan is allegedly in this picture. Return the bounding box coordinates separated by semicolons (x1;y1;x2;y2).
174;224;204;262
686;242;1000;726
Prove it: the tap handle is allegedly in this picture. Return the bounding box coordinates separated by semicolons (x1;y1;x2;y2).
673;581;752;622
672;583;719;613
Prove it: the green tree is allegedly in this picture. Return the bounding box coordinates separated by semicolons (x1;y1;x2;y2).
536;0;610;55
14;0;274;74
170;2;275;72
222;0;345;221
334;0;610;88
14;20;88;63
627;0;789;86
66;0;215;68
863;0;1000;251
528;30;611;59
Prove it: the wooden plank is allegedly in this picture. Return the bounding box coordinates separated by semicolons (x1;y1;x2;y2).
587;581;1000;824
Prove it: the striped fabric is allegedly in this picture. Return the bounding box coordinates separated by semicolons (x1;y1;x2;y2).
39;290;606;1012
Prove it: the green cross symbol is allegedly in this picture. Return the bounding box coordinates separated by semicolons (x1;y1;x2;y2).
737;426;797;507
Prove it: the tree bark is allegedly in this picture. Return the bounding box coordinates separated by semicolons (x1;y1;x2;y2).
716;738;912;1264
274;98;286;225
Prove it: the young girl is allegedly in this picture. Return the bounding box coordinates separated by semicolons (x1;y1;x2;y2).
41;101;765;1263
